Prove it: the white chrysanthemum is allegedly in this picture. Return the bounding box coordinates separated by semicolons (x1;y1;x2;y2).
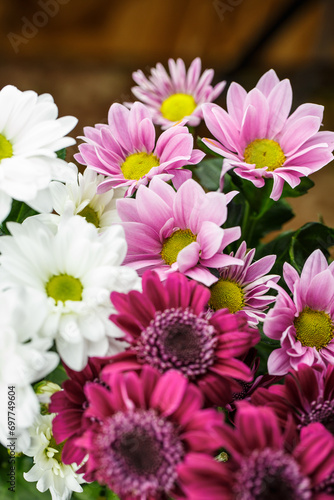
0;85;78;223
23;413;84;500
49;162;126;231
0;214;140;371
0;288;59;448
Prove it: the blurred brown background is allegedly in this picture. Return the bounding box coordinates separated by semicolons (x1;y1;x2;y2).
0;0;334;232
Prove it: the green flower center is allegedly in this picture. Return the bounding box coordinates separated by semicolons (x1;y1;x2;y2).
294;307;334;351
77;205;100;228
45;274;83;303
209;279;245;314
161;229;197;266
121;152;160;180
244;139;286;171
45;435;65;461
160;93;197;122
0;134;13;162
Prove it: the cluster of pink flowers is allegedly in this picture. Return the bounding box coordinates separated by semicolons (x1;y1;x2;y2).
14;58;334;499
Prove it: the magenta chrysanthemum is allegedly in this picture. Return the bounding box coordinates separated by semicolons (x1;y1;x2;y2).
264;249;334;375
202;69;334;200
106;271;260;405
116;176;242;286
130;57;226;129
74;101;204;196
76;366;225;499
208;241;279;326
252;363;334;434
49;357;112;465
178;402;334;499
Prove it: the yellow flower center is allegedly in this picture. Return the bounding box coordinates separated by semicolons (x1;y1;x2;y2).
161;229;197;266
244;139;286;171
0;134;13;162
46;274;83;303
294;307;333;351
209;279;245;314
120;152;159;181
77;205;100;228
160;93;197;122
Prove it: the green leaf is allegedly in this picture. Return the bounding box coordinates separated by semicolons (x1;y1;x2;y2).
290;222;334;271
56;148;67;160
281;176;315;198
0;200;39;234
256;231;294;277
191;157;223;191
249;199;295;245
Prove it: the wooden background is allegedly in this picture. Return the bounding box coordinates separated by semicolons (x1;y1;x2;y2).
0;0;333;233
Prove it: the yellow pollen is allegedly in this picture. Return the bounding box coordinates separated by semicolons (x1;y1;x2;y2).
161;229;197;266
294;308;334;351
0;134;13;161
160;93;197;121
121;152;160;181
244;139;286;171
77;205;100;228
209;279;244;314
46;274;83;303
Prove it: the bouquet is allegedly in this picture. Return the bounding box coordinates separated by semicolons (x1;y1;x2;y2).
0;57;334;500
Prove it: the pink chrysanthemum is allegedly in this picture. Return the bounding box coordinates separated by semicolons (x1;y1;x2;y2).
117;176;242;286
75;101;204;196
264;249;334;375
105;271;260;406
208;241;279;326
130;57;226;129
49;357;112;465
252;363;334;434
178;402;334;499
75;366;225;499
202;69;334;200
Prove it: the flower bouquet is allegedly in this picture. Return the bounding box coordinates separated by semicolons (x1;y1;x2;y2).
0;58;334;500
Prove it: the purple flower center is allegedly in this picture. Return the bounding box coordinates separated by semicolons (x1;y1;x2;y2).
93;409;184;498
299;397;334;434
234;448;311;500
137;307;217;379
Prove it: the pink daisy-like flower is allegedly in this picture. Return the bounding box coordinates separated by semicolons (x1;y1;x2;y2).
105;271;260;406
76;366;225;499
49;356;112;465
208;241;279;326
202;69;334;200
130;57;226;129
117;176;242;286
252;363;334;434
75;101;204;196
264;249;334;375
178;402;334;499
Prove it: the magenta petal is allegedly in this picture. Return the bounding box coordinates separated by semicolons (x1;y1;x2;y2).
306;270;334;310
151;370;187;416
267;348;292;376
84;384;115;419
52;410;84;443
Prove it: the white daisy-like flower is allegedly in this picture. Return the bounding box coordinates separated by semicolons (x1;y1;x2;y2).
0;85;78;223
0;288;59;448
0;214;140;371
23;413;84;500
49;162;126;231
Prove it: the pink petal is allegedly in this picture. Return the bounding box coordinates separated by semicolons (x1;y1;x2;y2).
267;79;292;138
177;242;201;272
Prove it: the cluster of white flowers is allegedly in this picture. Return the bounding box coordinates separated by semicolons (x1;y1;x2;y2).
0;85;140;499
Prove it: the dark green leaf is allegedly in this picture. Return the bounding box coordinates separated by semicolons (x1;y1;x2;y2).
290;222;334;271
281;176;315;198
56;148;67;160
191;157;223;191
0;200;39;234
